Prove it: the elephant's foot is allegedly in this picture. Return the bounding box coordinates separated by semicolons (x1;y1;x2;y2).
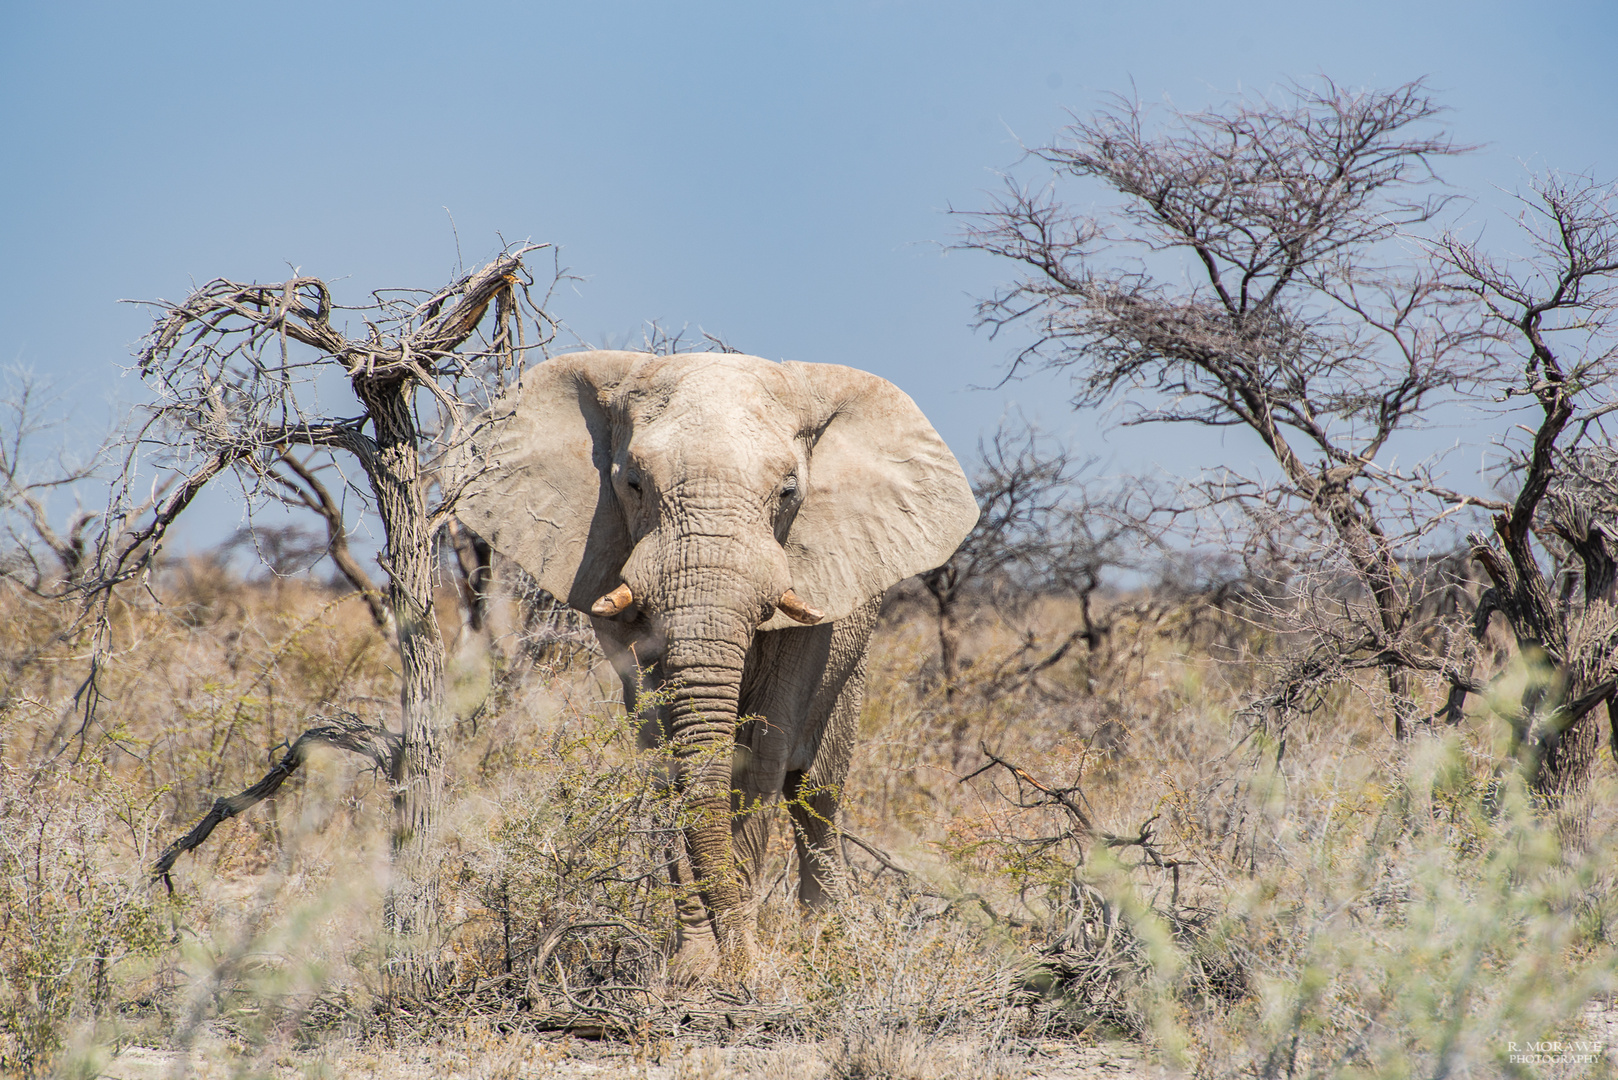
713;911;758;984
798;854;850;909
668;934;756;987
668;915;756;987
791;836;851;910
668;932;721;987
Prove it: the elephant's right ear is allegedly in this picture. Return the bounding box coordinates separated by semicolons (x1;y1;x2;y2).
450;351;641;612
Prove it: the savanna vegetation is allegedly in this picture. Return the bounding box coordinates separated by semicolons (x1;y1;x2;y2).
4;78;1618;1079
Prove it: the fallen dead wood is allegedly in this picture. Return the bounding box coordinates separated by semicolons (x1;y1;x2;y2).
378;975;810;1041
152;711;402;889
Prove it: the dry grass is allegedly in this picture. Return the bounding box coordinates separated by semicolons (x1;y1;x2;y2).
4;562;1618;1078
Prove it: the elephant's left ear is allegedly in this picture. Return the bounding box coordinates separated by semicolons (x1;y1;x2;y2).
774;362;978;627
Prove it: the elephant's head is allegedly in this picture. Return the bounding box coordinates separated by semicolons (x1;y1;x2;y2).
453;350;977;976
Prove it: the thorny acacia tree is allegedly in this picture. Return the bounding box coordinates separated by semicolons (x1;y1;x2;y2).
961;79;1493;741
89;244;555;987
1435;175;1618;798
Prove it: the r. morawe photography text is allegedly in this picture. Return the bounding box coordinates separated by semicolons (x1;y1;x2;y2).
1506;1040;1608;1067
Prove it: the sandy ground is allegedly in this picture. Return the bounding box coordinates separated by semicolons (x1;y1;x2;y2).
86;1001;1618;1079
97;1034;1160;1080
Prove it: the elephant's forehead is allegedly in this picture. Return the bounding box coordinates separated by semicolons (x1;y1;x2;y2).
616;360;801;463
618;357;797;417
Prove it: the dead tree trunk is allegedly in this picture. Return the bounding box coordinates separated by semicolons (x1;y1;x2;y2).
354;374;449;989
1471;512;1616;802
107;247;550;998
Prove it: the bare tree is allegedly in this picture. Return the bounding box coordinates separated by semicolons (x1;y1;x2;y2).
921;416;1141;708
0;373;130;745
0;371;111;593
922;419;1071;698
960;78;1493;740
85;245;557;989
1436;174;1618;797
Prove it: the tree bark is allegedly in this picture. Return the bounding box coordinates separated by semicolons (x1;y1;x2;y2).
354;373;449;993
1471;521;1613;801
1539;701;1604;805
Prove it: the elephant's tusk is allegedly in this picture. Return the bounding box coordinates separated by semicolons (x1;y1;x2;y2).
776;589;825;625
591;583;635;617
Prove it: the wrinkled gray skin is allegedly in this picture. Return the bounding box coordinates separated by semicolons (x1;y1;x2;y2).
455;351;977;982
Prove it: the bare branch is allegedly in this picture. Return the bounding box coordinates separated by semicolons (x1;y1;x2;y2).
90;448;242;597
270;453;389;627
152;712;403;889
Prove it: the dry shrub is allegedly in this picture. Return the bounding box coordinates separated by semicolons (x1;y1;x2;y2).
843;591;1618;1075
4;553;1618;1078
468;687;683;1018
1168;729;1618;1076
0;561;401;1075
0;760;169;1077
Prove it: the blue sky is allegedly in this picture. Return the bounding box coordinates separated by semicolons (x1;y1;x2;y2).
3;1;1616;547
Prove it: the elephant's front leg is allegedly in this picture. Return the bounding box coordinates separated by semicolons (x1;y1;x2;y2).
730;722;791;918
783;769;844;907
664;841;725;985
784;601;878;906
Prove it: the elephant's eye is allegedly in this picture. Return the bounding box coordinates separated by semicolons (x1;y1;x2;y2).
625;473;642;493
781;475;798;498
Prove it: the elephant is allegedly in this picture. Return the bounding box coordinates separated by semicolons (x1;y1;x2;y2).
453;350;977;981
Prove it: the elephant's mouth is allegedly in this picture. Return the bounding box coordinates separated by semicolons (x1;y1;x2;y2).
591;581;824;625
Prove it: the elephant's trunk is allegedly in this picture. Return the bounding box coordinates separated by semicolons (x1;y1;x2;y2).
662;616;753;977
646;526;784;980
